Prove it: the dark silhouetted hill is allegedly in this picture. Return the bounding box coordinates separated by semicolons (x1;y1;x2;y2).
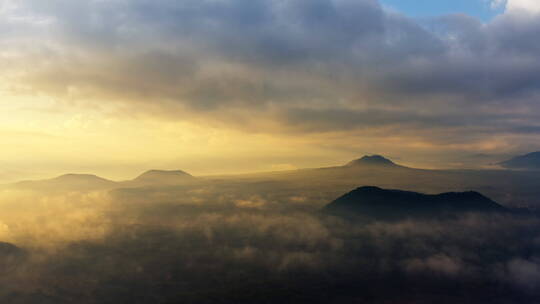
133;170;194;185
323;186;508;220
345;155;401;168
500;152;540;169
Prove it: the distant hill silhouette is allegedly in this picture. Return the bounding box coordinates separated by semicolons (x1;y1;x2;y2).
345;155;401;168
323;186;508;220
133;170;194;185
13;174;117;191
499;152;540;169
52;174;112;184
3;169;196;192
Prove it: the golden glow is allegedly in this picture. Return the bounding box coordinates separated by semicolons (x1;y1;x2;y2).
1;85;521;182
0;91;347;181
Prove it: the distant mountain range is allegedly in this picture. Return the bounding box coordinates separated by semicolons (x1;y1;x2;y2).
499;152;540;169
9;152;540;190
133;170;194;185
323;186;508;220
5;154;540;209
8;169;196;191
345;155;402;168
13;174;117;191
5;155;404;190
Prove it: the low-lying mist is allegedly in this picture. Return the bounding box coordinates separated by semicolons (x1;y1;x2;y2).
1;175;540;303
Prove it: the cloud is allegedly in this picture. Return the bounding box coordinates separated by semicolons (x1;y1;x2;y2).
506;0;540;13
405;254;463;276
1;0;540;157
508;258;540;290
1;181;540;303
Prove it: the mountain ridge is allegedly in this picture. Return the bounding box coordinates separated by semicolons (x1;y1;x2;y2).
345;155;402;168
323;186;508;220
11;173;117;191
133;169;194;185
499;152;540;169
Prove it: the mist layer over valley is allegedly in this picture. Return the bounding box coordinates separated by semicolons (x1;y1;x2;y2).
3;0;540;302
1;157;540;303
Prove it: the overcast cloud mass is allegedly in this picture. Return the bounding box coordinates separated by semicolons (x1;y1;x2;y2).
0;0;540;179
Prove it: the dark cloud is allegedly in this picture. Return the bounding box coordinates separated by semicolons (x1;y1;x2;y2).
2;0;540;152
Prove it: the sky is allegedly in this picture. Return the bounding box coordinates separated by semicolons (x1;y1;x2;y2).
381;0;506;21
2;0;540;182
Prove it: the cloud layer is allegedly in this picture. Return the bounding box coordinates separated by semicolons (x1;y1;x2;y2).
1;0;540;173
507;0;540;13
1;181;540;303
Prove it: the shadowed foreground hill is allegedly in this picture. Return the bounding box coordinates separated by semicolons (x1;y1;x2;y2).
324;186;508;220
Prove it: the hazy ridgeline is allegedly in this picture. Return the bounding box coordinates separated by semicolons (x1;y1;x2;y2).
1;164;540;303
